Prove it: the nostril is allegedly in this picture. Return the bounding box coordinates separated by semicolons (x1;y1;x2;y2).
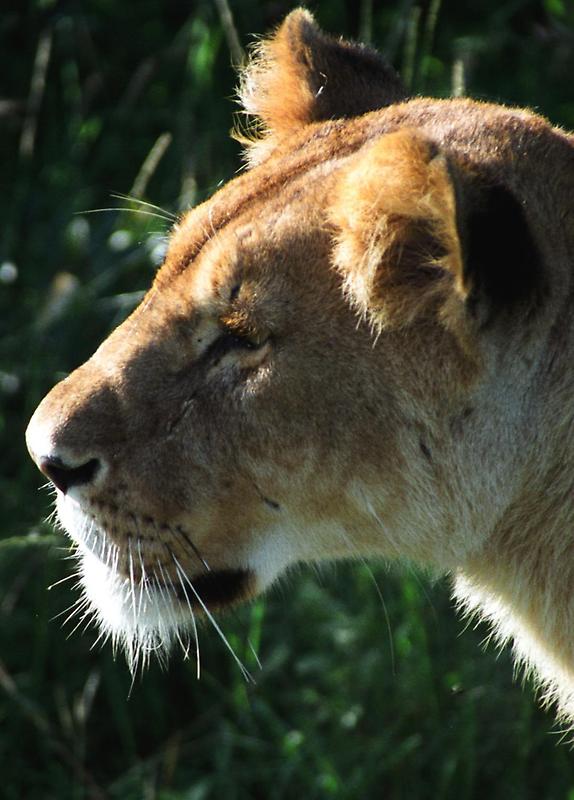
39;455;100;495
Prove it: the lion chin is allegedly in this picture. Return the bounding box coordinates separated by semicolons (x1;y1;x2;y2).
56;494;258;672
25;9;574;727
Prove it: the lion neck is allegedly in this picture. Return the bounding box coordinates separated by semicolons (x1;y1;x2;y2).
455;454;574;722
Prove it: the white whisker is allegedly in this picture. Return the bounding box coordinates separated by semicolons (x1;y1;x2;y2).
247;638;263;671
47;570;82;591
167;546;201;679
156;560;190;661
136;538;147;619
77;207;174;223
332;523;396;676
110;193;178;221
172;554;254;684
127;537;137;630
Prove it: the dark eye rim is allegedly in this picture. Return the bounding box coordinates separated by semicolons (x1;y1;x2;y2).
204;327;270;362
221;330;262;351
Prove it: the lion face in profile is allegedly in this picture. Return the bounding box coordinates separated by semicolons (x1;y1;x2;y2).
26;10;574;721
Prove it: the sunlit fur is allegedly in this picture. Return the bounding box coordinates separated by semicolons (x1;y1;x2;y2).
26;9;574;726
54;494;198;673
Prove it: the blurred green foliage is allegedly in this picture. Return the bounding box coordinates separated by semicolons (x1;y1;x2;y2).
2;0;574;798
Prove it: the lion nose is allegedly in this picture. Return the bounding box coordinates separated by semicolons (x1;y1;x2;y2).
25;361;119;495
38;454;101;494
26;406;105;495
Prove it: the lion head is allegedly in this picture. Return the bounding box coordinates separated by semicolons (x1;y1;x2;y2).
26;10;574;721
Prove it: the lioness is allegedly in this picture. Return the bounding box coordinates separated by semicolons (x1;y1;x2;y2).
26;10;574;722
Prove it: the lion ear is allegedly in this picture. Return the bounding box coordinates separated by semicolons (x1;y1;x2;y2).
331;129;543;331
331;130;464;329
238;9;406;151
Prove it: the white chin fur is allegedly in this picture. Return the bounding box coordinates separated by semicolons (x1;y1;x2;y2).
54;495;294;673
56;494;190;670
80;548;190;669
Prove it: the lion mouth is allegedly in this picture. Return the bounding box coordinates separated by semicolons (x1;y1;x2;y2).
160;568;254;611
57;494;257;617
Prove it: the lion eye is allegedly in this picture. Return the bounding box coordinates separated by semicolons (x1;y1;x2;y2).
222;331;260;351
221;329;267;350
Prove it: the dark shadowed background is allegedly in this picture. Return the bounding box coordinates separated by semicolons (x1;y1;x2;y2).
2;1;574;798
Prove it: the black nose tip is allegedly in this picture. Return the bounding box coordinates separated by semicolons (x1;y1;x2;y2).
39;455;100;494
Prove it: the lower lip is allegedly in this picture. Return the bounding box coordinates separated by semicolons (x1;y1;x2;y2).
161;568;253;610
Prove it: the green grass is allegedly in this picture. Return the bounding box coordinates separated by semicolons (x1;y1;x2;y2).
1;540;571;799
2;1;574;797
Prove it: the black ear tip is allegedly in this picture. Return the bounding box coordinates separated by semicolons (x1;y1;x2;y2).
463;183;544;319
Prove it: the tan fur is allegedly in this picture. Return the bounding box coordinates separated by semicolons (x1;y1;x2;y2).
331;129;465;329
238;9;406;165
26;11;574;722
